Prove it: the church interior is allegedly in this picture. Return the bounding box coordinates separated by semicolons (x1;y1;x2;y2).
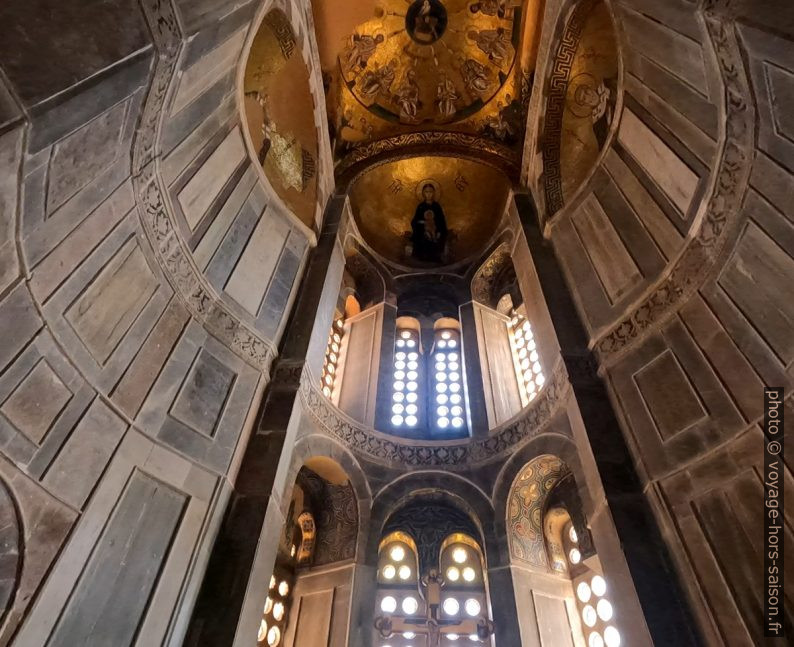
0;0;791;645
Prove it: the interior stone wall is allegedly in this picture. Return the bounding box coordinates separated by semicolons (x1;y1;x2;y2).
534;1;794;644
0;0;333;644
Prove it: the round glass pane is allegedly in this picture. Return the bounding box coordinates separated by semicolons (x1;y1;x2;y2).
407;361;419;370
272;601;284;621
449;383;461;393
267;626;281;646
443;598;460;615
462;567;475;582
448;339;457;348
436;383;448;393
406;404;418;414
399;565;411;580
382;564;396;579
391;415;404;426
591;575;607;597
582;605;597;627
438;340;447;348
569;548;581;564
264;596;273;614
406;339;415;347
407;371;418;380
464;598;481;617
395;352;406;361
396;339;405;348
450;393;462;404
393;392;405;402
436;372;448;382
569;526;578;543
380;596;397;613
577;582;592;603
402;596;419;614
438;406;449;416
452;417;464;427
393;381;405;391
452;548;467;563
604;627;620;647
442;331;452;339
597;599;613;621
401;330;411;339
278;581;289;597
395;360;406;370
390;546;405;561
394;370;405;380
406;392;418;402
438;417;450;428
406;381;418;392
535;374;545;386
258;619;268;642
407;352;418;360
392;403;404;414
405;415;418;426
448;353;459;361
446;566;460;581
588;632;604;647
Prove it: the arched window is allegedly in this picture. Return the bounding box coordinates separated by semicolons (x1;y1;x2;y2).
431;319;467;433
391;317;422;429
321;314;345;399
566;526;621;647
374;523;494;645
507;308;545;405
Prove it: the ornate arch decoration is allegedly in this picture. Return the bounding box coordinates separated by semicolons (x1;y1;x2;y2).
471;241;517;308
382;499;483;577
296;511;317;563
344;242;387;308
0;479;20;625
543;506;571;574
335;133;521;189
505;454;570;569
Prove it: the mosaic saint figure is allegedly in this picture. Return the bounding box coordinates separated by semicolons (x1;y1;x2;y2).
411;183;448;262
469;28;511;64
395;69;421;122
469;0;505;17
460;58;490;94
359;60;397;100
436;72;458;119
343;32;384;72
412;0;442;43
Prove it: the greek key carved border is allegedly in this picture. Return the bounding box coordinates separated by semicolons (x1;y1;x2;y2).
594;4;754;365
299;359;571;468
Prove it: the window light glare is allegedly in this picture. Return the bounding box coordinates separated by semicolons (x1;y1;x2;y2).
448;634;459;641
582;605;597;627
569;548;581;564
396;351;406;360
464;598;481;617
406;381;418;391
591;575;607;597
267;626;280;647
393;392;405;402
408;352;418;360
382;564;396;579
403;631;416;639
381;596;397;613
570;526;578;543
446;566;460;581
443;597;460;615
272;601;284;621
452;547;467;563
597;599;613;621
258;619;268;642
407;360;418;370
399;565;412;580
438;406;450;416
392;403;404;414
577;582;592;603
390;546;405;561
406;404;418;414
603;626;620;647
442;331;452;339
451;417;464;428
401;331;411;339
462;567;475;582
405;415;418;426
402;596;419;614
438;340;447;348
438;417;450;428
406;392;418;403
448;352;459;361
450;393;462;404
588;632;605;647
394;381;405;391
391;415;404;426
437;394;449;404
278;581;289;596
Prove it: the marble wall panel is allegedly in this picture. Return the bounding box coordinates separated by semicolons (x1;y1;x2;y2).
137;320;260;474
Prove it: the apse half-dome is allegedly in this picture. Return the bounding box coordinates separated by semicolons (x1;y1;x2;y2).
348;156;510;267
243;9;320;228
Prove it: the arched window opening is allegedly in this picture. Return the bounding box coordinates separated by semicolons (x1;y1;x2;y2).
259;461;358;646
374;503;494;645
431;319;467;434
391;317;422;429
321;313;346;399
508;308;545;406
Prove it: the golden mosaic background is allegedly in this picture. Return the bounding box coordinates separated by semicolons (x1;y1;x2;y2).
349;156;510;266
